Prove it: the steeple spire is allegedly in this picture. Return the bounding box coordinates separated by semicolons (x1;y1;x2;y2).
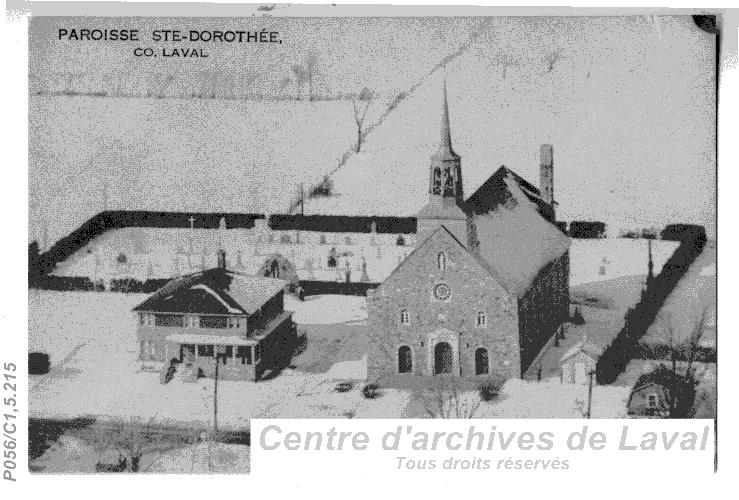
438;77;459;160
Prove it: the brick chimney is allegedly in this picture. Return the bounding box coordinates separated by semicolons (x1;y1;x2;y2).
217;249;227;269
539;144;554;207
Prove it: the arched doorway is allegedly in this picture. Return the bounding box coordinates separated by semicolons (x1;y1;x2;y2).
268;260;280;278
434;342;453;375
475;348;489;375
398;346;412;374
257;254;299;288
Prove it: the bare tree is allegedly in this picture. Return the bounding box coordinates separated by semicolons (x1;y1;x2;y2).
306;55;318;101
666;308;708;417
79;417;180;473
352;87;373;153
291;64;308;100
546;50;562;73
423;378;481;419
277;76;292;99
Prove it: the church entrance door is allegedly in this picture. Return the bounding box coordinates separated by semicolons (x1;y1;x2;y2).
434;342;453;375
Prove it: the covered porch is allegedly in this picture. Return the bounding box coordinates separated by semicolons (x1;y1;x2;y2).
165;333;263;381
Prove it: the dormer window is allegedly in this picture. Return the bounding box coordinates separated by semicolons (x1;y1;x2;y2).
437;252;447;270
400;309;410;324
476;311;487;328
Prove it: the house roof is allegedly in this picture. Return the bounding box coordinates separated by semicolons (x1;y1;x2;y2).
632;365;688;394
471;174;570;295
560;336;604;364
132;267;287;315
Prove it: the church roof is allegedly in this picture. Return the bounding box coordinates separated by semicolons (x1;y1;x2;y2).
465;165;550;217
132;267;287;315
471;173;570;295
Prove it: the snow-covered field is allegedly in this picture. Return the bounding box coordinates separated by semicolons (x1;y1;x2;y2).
28;291;409;429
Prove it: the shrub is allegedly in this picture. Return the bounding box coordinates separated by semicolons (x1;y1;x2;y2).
478;380;500;402
362;383;381;399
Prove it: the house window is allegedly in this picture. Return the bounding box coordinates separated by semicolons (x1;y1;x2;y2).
228;316;245;329
476;311;487;328
319;234;327;245
200;315;228;329
197;345;214;357
400;309;410;325
398;346;413;374
255;345;262;362
437;252;447;270
139;314;155;326
236;346;252;365
475;348;489;375
185;315;199;328
280;234;292;244
155;314;184;327
141;341;157;360
647;393;659;408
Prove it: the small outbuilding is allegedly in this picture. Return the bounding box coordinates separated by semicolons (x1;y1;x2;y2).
559;336;601;384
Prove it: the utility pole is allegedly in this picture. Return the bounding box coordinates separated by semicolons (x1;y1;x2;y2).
586;370;595;419
213;353;220;436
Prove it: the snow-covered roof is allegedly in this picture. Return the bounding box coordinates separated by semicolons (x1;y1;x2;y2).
166;333;255;346
560;337;604;364
133;267;287;315
472;174;570;295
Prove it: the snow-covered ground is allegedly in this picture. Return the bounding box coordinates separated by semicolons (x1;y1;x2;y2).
478;379;630;419
32;435;250;474
285;294;367;325
28;291;408;429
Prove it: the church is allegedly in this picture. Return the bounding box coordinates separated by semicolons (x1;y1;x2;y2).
367;82;571;382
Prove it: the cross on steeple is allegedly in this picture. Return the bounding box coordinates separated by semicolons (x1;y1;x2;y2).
188;216;196;230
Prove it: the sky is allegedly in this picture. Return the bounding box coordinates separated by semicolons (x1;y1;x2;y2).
28;15;717;244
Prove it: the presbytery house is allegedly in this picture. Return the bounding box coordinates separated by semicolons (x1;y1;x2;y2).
367;81;571;382
133;250;296;381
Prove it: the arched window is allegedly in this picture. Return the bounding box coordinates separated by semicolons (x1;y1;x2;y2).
400;309;410;324
398;346;413;374
437;252;447;270
475;348;489;375
476;311;487;328
432;167;442;195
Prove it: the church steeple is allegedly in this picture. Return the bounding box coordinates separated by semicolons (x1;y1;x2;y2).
429;77;463;206
417;76;469;247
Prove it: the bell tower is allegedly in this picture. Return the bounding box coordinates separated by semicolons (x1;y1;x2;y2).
417;78;469;246
428;78;463;205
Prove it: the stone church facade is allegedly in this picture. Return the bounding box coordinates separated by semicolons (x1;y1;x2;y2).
367;81;570;382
